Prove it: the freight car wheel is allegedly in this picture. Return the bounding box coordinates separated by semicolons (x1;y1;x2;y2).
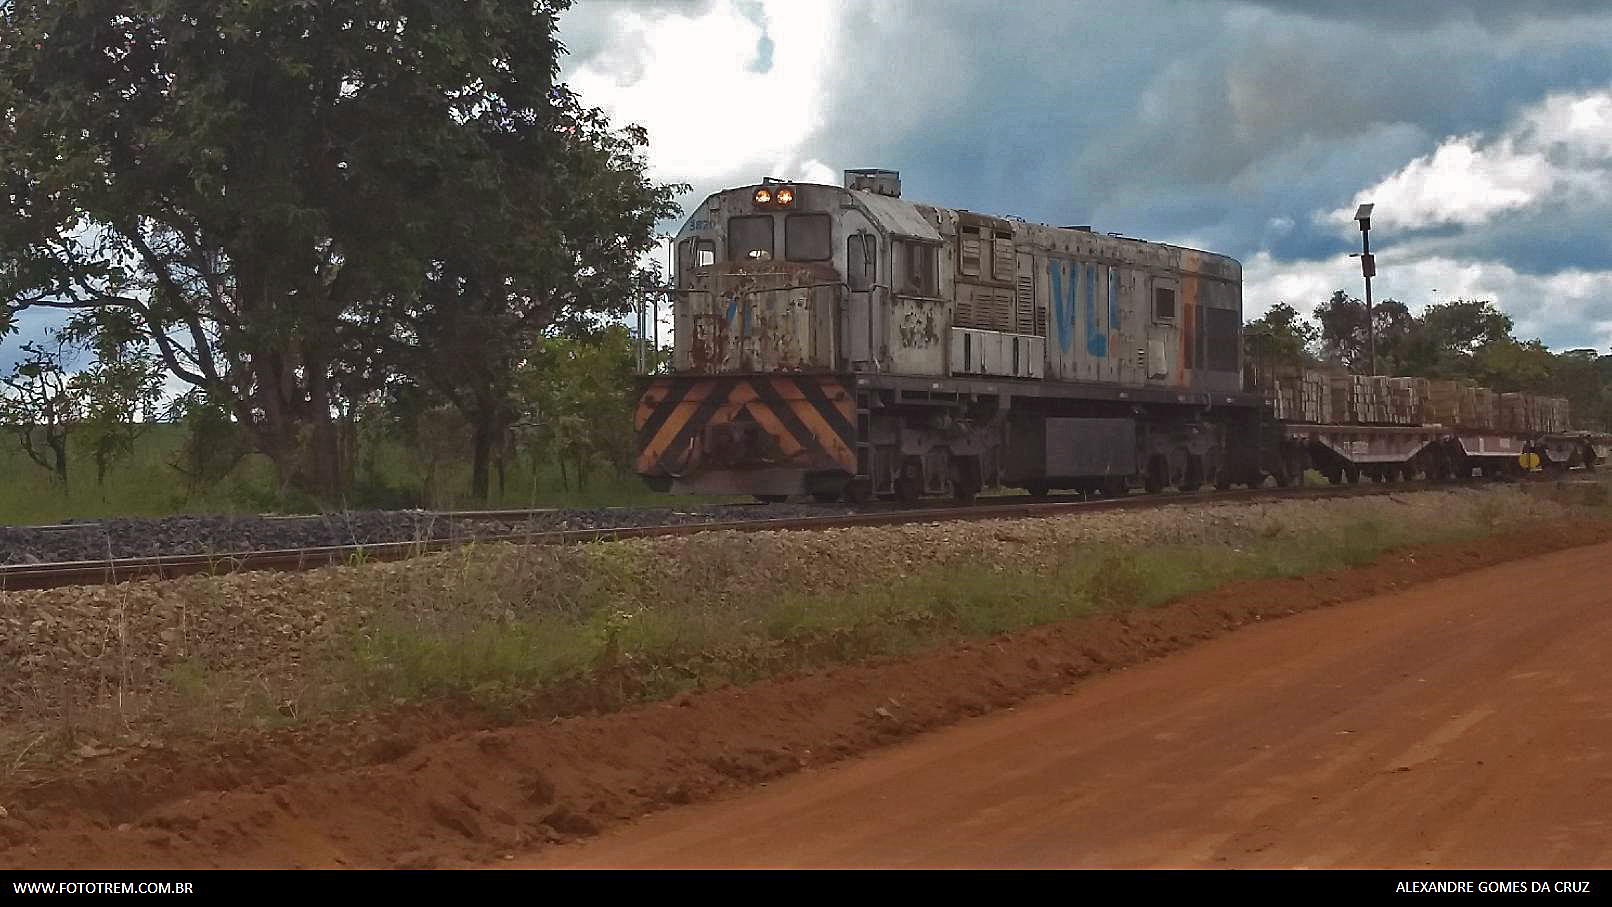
895;458;924;505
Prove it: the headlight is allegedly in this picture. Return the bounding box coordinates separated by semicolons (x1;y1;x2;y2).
775;187;795;206
753;187;772;205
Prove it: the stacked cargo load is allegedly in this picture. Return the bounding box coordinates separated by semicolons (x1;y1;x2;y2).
1328;375;1350;424
1498;393;1529;432
1425;379;1461;427
1497;394;1573;433
1274;373;1571;434
1346;374;1387;424
1270;369;1336;423
1471;387;1497;430
1541;397;1566;431
1300;370;1332;423
1388;377;1427;426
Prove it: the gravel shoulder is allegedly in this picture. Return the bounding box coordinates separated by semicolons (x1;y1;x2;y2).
0;503;848;565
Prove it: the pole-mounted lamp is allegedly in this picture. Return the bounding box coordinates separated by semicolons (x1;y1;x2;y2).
1353;202;1376;375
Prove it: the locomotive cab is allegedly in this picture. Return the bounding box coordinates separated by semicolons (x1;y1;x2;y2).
637;178;883;497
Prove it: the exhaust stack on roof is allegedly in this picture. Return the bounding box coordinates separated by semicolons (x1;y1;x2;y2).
844;169;901;198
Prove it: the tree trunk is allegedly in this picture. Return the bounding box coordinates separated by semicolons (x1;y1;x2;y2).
471;418;493;503
51;432;69;489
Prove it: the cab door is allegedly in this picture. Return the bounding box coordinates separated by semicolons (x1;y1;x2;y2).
844;231;880;371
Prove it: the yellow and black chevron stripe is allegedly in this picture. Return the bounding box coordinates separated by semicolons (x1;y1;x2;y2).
635;375;857;476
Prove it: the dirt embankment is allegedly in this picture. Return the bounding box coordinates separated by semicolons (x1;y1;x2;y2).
3;519;1609;869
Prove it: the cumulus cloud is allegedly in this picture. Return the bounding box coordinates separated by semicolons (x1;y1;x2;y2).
560;0;842;191
1331;87;1612;232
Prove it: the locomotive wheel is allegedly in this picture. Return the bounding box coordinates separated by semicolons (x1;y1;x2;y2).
894;458;924;505
951;456;982;503
1179;455;1204;492
1104;476;1129;497
1143;456;1167;494
844;478;873;505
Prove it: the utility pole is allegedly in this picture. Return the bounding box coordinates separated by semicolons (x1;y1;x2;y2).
1354;203;1376;375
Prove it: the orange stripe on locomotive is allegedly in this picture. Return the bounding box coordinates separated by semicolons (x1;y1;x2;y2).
634;376;856;477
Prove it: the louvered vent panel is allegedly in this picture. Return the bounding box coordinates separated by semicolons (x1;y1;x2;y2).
985;289;1015;332
959;234;983;277
992;239;1016;281
1016;275;1036;335
954;294;977;329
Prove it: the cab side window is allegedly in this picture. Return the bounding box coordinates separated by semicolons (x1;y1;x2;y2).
896;240;937;296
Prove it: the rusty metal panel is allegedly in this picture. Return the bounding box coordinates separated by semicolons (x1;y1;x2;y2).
887;294;946;375
684;262;839;374
949;328;1044;379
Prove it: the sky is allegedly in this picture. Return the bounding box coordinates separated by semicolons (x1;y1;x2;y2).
560;0;1612;352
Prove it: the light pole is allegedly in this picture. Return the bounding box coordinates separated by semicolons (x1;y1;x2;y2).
1354;203;1376;375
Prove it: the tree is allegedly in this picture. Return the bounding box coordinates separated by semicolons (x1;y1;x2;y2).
0;339;77;487
1313;291;1412;372
1;0;573;501
1391;299;1514;379
61;313;166;486
372;88;681;501
516;325;639;492
1244;301;1319;389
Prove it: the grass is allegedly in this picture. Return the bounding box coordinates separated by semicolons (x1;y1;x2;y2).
337;515;1460;716
7;481;1606;777
0;423;730;523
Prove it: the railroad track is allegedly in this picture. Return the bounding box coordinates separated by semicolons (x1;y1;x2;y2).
0;481;1463;592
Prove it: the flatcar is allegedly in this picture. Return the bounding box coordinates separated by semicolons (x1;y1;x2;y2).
634;168;1272;502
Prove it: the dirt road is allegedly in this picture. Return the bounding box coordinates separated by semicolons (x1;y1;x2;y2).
527;541;1612;869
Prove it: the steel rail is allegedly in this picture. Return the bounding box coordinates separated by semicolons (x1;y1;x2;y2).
0;481;1441;592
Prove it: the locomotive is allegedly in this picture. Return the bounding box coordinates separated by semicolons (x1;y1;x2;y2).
634;168;1273;503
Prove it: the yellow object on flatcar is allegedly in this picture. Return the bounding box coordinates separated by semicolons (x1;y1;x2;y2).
1518;451;1541;471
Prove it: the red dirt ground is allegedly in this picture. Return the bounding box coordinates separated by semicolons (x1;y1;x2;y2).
3;522;1611;869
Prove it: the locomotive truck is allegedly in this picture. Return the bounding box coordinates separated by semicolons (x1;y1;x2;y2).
634;169;1599;502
